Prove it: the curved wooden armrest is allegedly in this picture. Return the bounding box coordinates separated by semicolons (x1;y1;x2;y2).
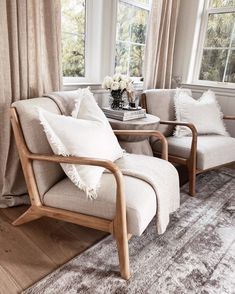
27;152;125;226
160;120;198;136
159;120;197;171
223;116;235;121
28;153;121;175
113;130;168;160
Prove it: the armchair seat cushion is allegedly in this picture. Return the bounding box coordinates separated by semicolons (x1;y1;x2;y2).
43;168;156;237
43;153;179;236
152;135;235;170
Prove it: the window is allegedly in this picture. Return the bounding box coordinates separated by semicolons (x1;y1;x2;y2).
115;0;151;78
61;0;86;77
61;0;151;85
197;0;235;84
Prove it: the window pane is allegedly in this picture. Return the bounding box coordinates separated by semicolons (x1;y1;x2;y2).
115;1;150;77
116;2;131;42
199;49;227;81
62;33;85;77
225;50;235;82
210;0;235;8
231;23;235;46
133;0;150;4
115;42;129;75
131;6;148;44
130;45;144;77
204;13;235;47
61;0;85;77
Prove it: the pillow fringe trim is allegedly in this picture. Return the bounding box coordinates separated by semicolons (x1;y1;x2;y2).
38;109;98;200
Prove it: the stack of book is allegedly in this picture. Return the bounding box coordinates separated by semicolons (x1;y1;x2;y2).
102;107;146;121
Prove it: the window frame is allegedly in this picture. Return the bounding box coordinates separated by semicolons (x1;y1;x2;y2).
193;0;235;87
62;0;151;86
61;0;88;85
115;0;151;82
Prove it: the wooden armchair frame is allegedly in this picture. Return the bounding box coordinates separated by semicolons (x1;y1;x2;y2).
10;107;168;280
142;93;235;196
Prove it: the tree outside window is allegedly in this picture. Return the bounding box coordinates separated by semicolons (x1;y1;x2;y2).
115;0;150;78
199;0;235;83
61;0;86;77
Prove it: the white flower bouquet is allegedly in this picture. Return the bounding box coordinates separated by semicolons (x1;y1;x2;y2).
102;74;134;93
102;74;134;109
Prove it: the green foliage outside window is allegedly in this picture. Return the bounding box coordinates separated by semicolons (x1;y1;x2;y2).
200;2;235;83
61;0;85;77
115;1;149;78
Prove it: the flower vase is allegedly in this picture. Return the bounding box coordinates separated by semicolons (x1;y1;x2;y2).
110;90;125;109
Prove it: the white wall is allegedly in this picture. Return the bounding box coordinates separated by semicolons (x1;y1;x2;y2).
173;0;235;137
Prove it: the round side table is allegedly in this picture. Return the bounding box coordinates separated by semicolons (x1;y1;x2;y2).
108;114;160;156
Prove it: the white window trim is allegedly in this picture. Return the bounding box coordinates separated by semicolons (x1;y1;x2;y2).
115;0;151;81
192;0;235;88
63;0;117;86
63;0;150;87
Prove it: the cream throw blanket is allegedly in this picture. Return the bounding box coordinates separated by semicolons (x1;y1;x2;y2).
114;153;180;234
45;90;180;234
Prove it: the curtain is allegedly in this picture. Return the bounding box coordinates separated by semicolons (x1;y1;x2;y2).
0;0;62;207
144;0;180;89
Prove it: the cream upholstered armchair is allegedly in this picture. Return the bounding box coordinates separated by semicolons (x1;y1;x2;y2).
142;89;235;196
10;96;179;280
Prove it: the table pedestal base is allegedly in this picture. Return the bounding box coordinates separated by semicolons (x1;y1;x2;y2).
119;139;153;156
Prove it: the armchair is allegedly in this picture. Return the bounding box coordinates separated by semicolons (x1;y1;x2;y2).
142;89;235;196
10;97;176;280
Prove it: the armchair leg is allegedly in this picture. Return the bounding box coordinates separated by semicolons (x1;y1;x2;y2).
188;167;196;196
12;206;42;226
115;230;130;280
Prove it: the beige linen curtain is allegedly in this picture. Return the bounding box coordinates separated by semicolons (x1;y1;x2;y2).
0;0;62;207
144;0;180;89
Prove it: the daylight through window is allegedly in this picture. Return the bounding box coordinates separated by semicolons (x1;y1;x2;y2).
199;0;235;83
115;0;151;78
61;0;86;77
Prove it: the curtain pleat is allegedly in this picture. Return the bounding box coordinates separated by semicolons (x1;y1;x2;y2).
144;0;180;89
0;0;62;207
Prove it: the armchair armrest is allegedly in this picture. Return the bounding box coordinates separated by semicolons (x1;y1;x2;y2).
27;152;125;232
160;120;198;137
159;120;197;170
113;130;168;160
223;116;235;121
28;153;120;174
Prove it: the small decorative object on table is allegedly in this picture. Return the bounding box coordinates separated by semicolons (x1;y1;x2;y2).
127;91;139;109
102;74;134;109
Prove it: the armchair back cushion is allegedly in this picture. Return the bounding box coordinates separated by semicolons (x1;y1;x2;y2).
144;89;192;137
12;98;65;198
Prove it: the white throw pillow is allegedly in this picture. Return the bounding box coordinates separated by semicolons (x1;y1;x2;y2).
174;90;229;137
72;87;110;128
38;108;123;199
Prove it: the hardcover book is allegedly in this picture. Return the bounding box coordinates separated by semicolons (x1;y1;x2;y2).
102;107;146;121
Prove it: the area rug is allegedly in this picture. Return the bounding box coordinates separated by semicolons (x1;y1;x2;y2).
24;168;235;294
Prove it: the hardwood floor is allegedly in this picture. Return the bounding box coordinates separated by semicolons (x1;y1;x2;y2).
0;206;107;293
0;163;234;294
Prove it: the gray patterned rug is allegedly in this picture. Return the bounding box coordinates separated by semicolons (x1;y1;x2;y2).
24;168;235;294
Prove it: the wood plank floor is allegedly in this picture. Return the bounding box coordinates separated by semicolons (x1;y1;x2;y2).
0;163;234;294
0;206;107;293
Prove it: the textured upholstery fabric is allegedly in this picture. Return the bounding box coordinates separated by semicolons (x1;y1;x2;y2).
12;98;65;197
43;153;180;235
38;108;123;199
43;172;156;236
152;135;235;170
174;90;228;137
144;89;192;136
